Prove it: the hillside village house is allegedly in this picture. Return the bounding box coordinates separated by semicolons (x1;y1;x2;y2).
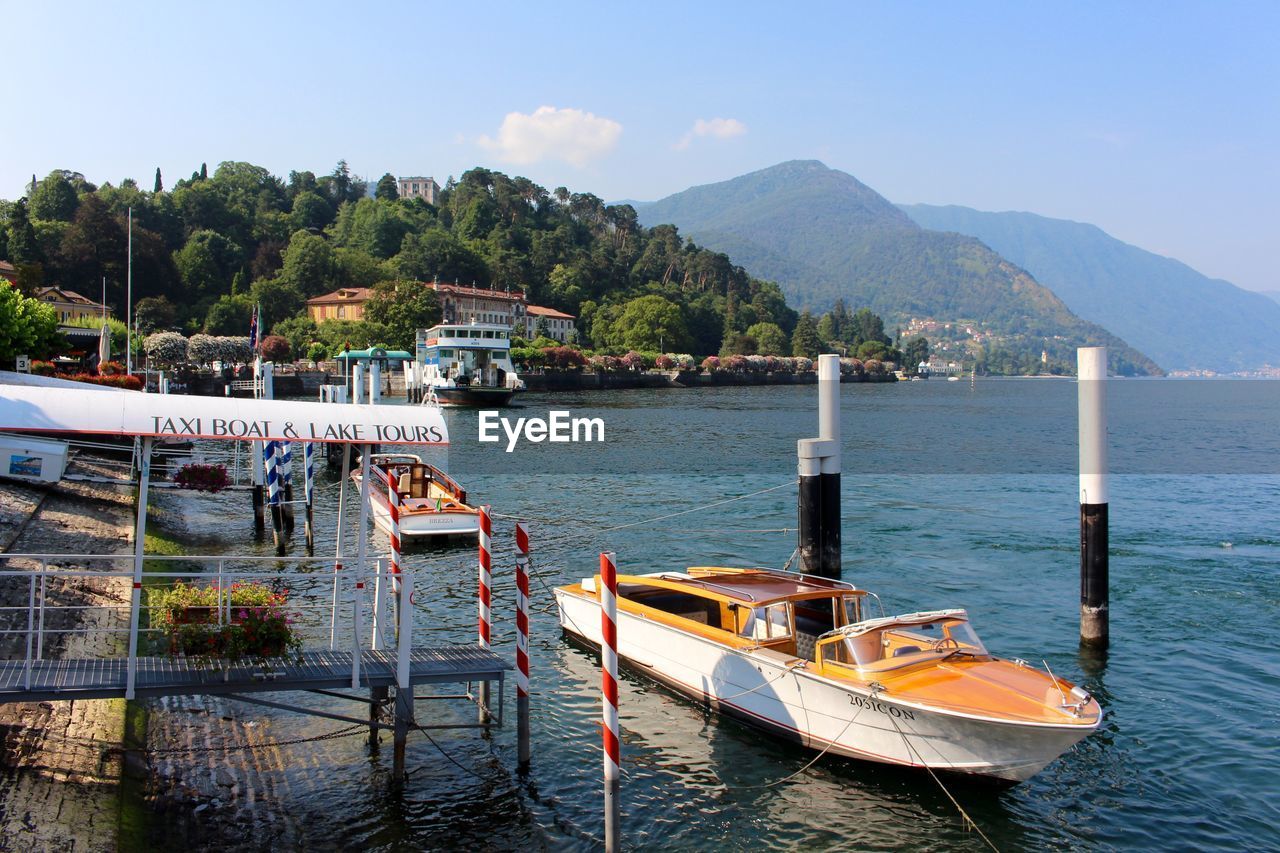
524;305;576;342
397;176;440;205
0;261;17;285
35;286;109;323
429;281;528;328
306;287;371;322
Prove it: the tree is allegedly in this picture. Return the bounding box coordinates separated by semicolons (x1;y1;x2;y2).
153;168;163;194
135;296;177;333
29;171;80;221
608;295;690;352
249;277;304;330
200;162;208;180
290;191;333;233
5;199;42;265
362;280;441;350
306;342;329;365
0;286;61;361
203;294;254;335
272;315;318;357
719;333;758;357
791;311;821;359
903;335;929;370
393;229;489;284
259;334;291;362
745;321;788;355
174;230;243;300
817;313;837;346
375;173;399;202
278;229;338;297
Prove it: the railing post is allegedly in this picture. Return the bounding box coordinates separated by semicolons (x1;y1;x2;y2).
352;570;363;690
330;442;352;649
372;557;387;652
126;436;153;700
36;560;47;660
24;574;35;691
397;572;412;690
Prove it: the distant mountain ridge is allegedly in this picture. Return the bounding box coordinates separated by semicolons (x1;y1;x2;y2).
633;160;1159;375
899;204;1280;373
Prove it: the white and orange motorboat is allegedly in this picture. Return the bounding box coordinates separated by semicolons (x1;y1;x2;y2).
353;453;481;539
555;566;1101;782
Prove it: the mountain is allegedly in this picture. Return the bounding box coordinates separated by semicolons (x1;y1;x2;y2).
899;204;1280;374
633;161;1160;375
1261;291;1280;307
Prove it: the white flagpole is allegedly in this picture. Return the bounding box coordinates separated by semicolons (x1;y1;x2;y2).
126;206;133;375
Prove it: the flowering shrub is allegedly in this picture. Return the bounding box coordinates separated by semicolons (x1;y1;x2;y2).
259;334;290;363
543;346;588;369
725;354;747;372
98;360;126;376
31;360;56;376
143;332;190;367
839;357;865;377
673;354;696;370
149;580;302;661
620;351;647;371
745;355;768;373
174;463;230;493
701;356;720;372
864;359;884;375
793;356;814;372
654;355;675;369
56;372;144;390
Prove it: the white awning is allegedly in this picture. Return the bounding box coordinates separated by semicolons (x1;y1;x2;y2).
0;382;448;445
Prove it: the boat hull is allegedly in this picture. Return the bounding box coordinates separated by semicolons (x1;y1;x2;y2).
367;487;480;539
555;588;1096;783
431;385;516;407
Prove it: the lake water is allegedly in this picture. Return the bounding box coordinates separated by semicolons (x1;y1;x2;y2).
164;379;1280;850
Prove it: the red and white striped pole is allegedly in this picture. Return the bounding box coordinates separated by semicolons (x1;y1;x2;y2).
478;505;493;722
515;521;531;766
386;471;402;591
600;551;620;852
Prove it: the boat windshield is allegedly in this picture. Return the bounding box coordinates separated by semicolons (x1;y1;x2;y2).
824;616;988;672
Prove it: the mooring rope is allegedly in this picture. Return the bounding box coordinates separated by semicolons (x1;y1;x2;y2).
885;709;1000;852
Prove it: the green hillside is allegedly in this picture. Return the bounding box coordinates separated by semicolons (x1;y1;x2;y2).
900;204;1280;373
635;161;1160;375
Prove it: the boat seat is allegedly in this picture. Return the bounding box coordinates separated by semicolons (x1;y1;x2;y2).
893;645;922;657
795;631;818;662
398;473;412;494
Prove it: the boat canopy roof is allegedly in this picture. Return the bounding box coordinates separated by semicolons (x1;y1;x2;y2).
0;381;448;445
836;609;969;639
335;348;413;361
618;568;861;606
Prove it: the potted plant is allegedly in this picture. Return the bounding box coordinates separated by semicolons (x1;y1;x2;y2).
174;463;231;493
149;580;302;662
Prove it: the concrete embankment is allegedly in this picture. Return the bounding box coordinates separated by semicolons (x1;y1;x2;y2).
519;369;897;391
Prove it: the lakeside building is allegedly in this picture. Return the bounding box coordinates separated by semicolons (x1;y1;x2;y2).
524;305;576;342
0;261;18;285
398;176;441;205
306;287;372;322
428;281;527;329
35;286;109;324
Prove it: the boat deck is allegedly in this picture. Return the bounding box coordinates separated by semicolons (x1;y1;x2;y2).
0;646;509;704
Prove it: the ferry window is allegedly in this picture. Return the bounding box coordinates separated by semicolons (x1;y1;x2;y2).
439;349;453;358
492;351;505;359
842;595;862;625
482;330;493;339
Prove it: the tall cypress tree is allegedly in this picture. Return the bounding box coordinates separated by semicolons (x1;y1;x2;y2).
6;199;41;265
200;162;208;180
153;167;163;193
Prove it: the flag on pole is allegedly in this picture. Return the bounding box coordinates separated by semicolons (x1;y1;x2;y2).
248;303;260;349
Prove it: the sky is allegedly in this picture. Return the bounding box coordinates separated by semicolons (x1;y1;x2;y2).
2;1;1276;292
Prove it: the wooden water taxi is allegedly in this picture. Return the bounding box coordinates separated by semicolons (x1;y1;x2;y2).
353;453;481;539
555;567;1101;782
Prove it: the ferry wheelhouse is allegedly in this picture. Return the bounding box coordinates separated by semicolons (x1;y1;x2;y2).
555;566;1102;782
415;322;524;407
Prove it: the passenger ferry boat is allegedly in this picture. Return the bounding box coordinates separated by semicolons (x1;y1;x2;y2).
415;322;524;407
353;453;481;539
555;566;1101;782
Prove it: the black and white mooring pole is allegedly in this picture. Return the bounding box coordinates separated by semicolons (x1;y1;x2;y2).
798;354;842;578
1078;346;1109;648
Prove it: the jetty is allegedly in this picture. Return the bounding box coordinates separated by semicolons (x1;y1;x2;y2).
0;373;513;780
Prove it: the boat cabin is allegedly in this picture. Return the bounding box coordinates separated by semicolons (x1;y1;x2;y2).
814;611;989;677
592;568;878;660
367;453;467;505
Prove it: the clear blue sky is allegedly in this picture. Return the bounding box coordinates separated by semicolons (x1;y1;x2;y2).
3;1;1276;291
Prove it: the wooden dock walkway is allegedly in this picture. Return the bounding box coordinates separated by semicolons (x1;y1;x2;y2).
0;646;508;704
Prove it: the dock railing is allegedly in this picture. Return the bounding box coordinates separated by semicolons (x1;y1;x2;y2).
0;553;411;697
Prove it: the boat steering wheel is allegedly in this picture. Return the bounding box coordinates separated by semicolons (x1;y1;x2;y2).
930;637;961;652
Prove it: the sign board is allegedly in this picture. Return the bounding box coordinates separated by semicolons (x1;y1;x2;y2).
14;356;29;374
0;384;449;445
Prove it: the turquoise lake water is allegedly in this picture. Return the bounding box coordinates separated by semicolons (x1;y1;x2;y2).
166;379;1279;850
